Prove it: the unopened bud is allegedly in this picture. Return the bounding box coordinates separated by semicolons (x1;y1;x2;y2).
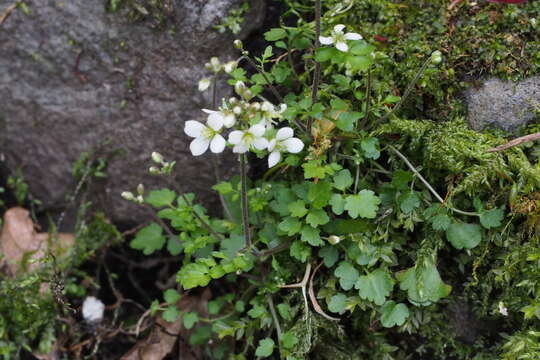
121;191;135;201
233;106;242;115
137;184;145;195
431;50;442;65
151;152;164;164
136;195;144;204
209;57;222;72
229;97;238;105
198;78;211;92
242;89;253;101
233;39;243;50
223;61;237;74
251;102;261;111
149;166;160;175
328;235;342;245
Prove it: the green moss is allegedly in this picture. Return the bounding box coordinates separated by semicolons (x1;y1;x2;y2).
105;0;173;29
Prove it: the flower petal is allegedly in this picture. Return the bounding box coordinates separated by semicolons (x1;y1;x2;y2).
276;127;294;141
267;139;277;152
228;130;244;145
252;137;269;151
283;138;304;153
223;113;236;128
190;137;210;156
202;108;216;114
335;41;348;52
268;151;281;168
210;134;226;153
184;120;205;138
344;32;362;41
207;113;224;131
334;24;346;33
233;143;249;153
319;36;334;45
249;124;266;137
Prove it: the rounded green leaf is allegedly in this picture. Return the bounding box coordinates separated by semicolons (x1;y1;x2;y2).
380;301;409;328
446;222;482;249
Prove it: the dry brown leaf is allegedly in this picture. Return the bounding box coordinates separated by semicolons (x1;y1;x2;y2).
0;207;74;276
121;290;211;360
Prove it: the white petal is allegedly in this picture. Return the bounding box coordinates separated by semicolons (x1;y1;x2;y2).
335;41;348;52
223;113;236;128
279;104;287;113
283;138;304;153
334;24;346;33
345;32;362;41
207;113;224;131
233;143;249;153
184;120;205;138
261;101;274;112
267;139;277;152
82;296;105;323
249;124;266;137
198;78;211;91
252;137;269;151
228;130;244;145
210;134;226;153
190;137;210;156
268;151;281;168
276;127;294;141
202;108;216;114
319;36;334;45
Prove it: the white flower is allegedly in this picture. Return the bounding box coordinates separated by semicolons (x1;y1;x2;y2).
319;24;362;52
206;57;222;73
228;124;268;153
260;102;287;127
498;301;508;316
202;107;236;128
198;78;211;91
184;117;226;156
267;127;304;168
82;296;105;323
223;61;237;74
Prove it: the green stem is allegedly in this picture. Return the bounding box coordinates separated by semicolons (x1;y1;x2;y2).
308;0;322;135
359;67;372;130
240;55;283;103
181;194;226;240
239;154;252;248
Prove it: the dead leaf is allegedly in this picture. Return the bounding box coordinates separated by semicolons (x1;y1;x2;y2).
0;207;74;276
121;290;211;360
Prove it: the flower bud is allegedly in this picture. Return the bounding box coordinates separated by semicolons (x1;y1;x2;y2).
151;152;164;164
198;78;211;92
233;106;242;115
121;191;135;201
328;235;342;245
136;195;144;204
431;50;442;65
149;166;160;175
223;61;237;74
137;183;145;195
229;97;238;105
251;102;261;111
234;81;246;96
208;57;222;73
233;39;243;50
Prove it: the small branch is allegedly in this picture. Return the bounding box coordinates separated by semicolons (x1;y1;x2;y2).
308;261;339;321
278;263;311;311
267;295;282;341
388;145;479;217
239;154;252;248
258;242;290;258
308;0;322;135
487;132;540;153
240;55;283;103
359;67;372;130
0;2;18;26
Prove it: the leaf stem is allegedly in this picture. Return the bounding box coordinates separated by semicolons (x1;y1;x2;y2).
239;154;252;248
180;194;226;240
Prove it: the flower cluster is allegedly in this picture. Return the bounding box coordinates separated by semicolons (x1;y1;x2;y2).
198;57;238;91
184;82;304;168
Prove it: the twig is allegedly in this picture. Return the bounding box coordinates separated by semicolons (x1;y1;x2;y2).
0;2;18;26
487;132;540;153
308;0;322;135
278;263;311;311
308;261;339;321
388;145;479;217
239;154;252;248
267;295;282;340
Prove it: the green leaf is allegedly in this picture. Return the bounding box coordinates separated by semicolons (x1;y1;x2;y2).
333;169;354;191
479;208;504;229
212;182;234;195
130;223;166;255
290;240;311;262
255;338;275;358
303;161;327;179
391;170;413;190
398;191;421;213
177;263;211;289
344;190;381;219
329;193;345;215
398;263;451;305
346;55;372;71
308;181;332;209
183;312;199;329
220;235;245;258
288;200;308;218
264;28;287;41
350;42;375;56
380;301;409;328
355;268;394;305
278;217;302;236
248;304;267;319
319;246;339;267
167;237;183;255
301;226;323;246
431;213;451;231
334;262;359;291
306;209;330;227
164;289;181;304
328;293;347;314
277;303;292;320
145;189;176;208
162;306;180;322
281;331;298;349
360;138;380;160
336;111;362;132
446;222;483;249
315;47;335;62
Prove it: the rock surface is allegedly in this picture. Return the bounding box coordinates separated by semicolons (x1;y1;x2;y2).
0;0;264;224
466;77;540;132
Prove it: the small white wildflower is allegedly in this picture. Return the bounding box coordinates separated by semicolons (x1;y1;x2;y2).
198;78;211;91
319;24;362;52
498;301;508;316
228;124;268;153
82;296;105;323
202;107;236;128
184;117;226;156
121;191;135;201
267;127;304;168
223;61;237;74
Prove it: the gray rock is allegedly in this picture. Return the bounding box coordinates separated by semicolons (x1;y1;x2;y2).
466;77;540;132
0;0;264;224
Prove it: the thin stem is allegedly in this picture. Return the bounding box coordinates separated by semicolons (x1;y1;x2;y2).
212;74;218;109
239;154;252;248
371;54;433;129
359;67;372;130
180;194;226;241
308;0;322;135
240;55;283;103
267;295;282;341
388;145;479;217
